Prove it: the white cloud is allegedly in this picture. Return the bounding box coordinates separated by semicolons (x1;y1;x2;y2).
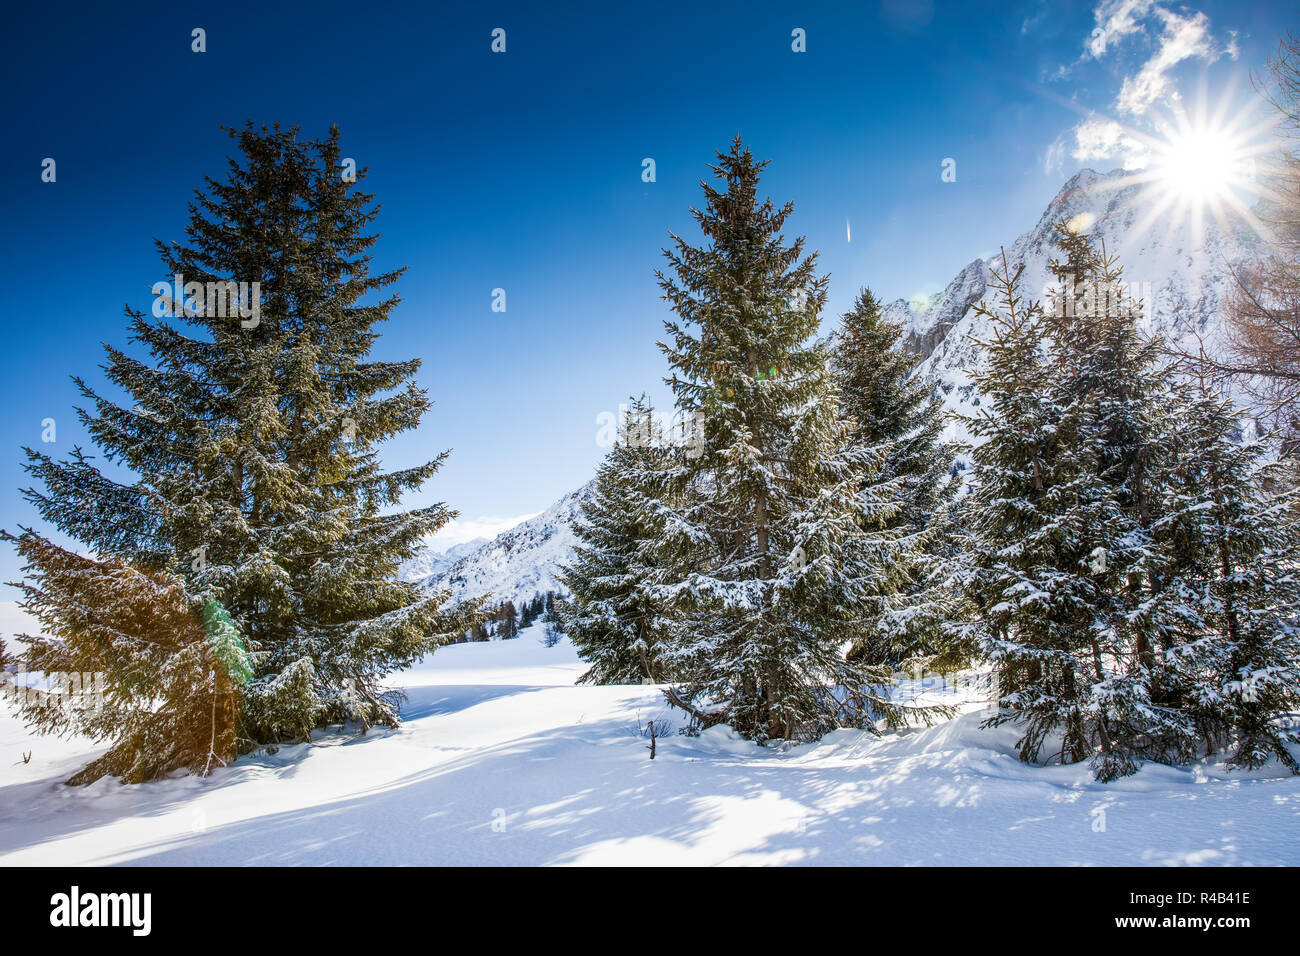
426;513;538;550
1115;8;1216;115
1071;116;1149;167
1073;117;1125;158
1044;135;1068;176
1057;2;1229;171
1077;2;1227;116
1086;0;1155;59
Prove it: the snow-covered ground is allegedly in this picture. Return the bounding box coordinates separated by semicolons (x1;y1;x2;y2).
1;623;1297;866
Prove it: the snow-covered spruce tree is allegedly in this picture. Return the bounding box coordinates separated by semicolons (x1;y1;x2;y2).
830;288;961;671
557;397;675;684
963;226;1257;781
1050;233;1199;778
959;239;1153;778
959;249;1097;767
1152;378;1300;772
12;123;479;783
1008;228;1166;779
653;137;943;742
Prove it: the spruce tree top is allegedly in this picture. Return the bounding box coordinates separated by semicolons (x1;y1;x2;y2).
657;134;829;422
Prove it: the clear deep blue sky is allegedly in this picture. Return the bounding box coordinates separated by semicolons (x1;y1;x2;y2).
0;0;1292;589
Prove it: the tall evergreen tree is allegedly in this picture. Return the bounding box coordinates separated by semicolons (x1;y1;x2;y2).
557;397;674;683
519;594;544;629
1153;379;1300;772
497;601;519;639
963;225;1300;781
9;123;479;783
1043;230;1187;780
959;236;1155;778
830;289;960;670
958;248;1096;767
652;137;942;741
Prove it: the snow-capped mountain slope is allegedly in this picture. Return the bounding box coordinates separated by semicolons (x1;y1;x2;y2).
417;483;593;607
887;167;1260;435
398;538;488;584
891;257;990;360
415;168;1257;609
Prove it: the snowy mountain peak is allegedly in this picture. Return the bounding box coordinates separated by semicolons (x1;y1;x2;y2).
890;167;1260;440
399;537;489;584
889;256;988;359
416;482;594;607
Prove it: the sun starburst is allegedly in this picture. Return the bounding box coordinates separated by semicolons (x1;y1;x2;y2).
1076;85;1281;248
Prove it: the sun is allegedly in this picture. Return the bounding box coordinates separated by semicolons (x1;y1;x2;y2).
1089;90;1279;247
1149;123;1250;205
1149;114;1258;213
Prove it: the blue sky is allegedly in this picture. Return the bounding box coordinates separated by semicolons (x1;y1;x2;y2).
0;0;1292;589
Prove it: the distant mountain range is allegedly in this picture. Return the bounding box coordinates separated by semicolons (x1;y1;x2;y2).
408;167;1260;609
408;485;592;608
398;538;489;585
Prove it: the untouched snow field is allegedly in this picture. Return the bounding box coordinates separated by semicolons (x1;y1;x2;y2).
1;623;1298;866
